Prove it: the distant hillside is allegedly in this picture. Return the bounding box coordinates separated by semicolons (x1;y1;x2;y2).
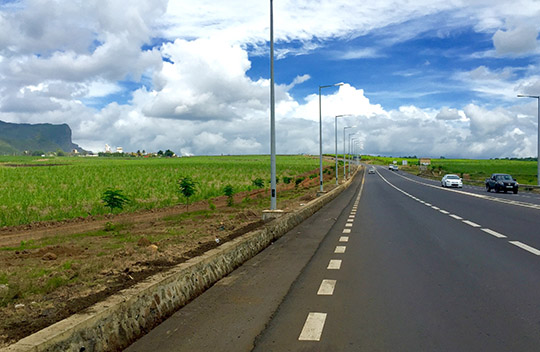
0;120;85;155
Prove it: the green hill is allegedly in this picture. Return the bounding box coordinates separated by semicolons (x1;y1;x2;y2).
0;120;85;155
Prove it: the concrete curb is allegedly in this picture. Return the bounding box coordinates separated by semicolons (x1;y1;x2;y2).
2;168;360;352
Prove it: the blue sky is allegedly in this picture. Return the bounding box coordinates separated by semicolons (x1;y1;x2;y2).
1;0;540;158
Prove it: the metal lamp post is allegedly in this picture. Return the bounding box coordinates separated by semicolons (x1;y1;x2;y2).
334;115;351;185
343;125;355;180
269;0;276;209
348;133;357;178
319;82;344;193
518;94;540;186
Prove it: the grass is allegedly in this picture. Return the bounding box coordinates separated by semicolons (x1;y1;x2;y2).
0;155;329;227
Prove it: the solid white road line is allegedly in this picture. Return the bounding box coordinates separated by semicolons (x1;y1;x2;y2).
342;229;351;234
299;313;327;341
339;236;349;242
335;246;346;253
509;241;540;256
317;279;337;295
481;228;507;238
462;220;481;228
327;259;342;270
449;214;463;220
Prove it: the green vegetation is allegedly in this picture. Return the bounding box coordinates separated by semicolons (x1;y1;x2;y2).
177;176;198;209
0;155;325;227
223;184;234;206
101;189;130;212
361;155;538;184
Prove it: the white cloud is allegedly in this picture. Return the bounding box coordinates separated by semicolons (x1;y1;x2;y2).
1;0;540;160
493;25;539;55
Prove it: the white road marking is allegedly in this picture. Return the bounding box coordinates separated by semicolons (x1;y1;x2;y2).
345;223;353;227
335;246;346;253
342;229;351;234
425;203;432;206
439;210;450;214
449;214;463;220
462;220;481;228
327;259;342;270
431;206;440;210
339;236;349;242
299;313;327;341
347;219;354;222
481;228;507;238
509;241;540;256
317;279;337;295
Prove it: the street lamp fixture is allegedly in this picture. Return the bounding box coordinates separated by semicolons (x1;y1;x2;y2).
335;115;352;185
319;82;344;193
517;94;540;186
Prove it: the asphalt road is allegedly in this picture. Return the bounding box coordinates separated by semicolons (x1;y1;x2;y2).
126;166;540;351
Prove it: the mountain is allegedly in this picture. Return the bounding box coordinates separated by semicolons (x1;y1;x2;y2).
0;120;85;155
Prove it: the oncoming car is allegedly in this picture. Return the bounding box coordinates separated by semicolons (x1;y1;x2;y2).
368;167;375;174
388;164;398;171
441;174;463;188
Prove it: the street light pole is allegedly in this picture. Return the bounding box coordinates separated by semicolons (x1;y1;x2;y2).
518;94;540;186
319;82;344;193
343;125;354;180
348;133;357;178
269;0;276;209
334;115;351;185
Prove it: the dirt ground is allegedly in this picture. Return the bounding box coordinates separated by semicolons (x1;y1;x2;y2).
0;169;341;348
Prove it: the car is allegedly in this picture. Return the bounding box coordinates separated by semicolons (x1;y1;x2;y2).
388;164;398;171
368;167;375;174
485;173;518;194
441;174;462;188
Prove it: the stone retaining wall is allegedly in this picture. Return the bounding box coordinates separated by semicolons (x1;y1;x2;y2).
2;168;360;352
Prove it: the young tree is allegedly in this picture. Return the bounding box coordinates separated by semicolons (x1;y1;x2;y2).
223;184;234;206
164;149;175;157
101;189;130;212
178;176;197;209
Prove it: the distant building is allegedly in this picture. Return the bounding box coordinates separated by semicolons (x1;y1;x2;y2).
116;147;123;153
105;144;111;153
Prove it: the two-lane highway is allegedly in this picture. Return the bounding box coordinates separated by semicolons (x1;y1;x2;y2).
253;167;540;351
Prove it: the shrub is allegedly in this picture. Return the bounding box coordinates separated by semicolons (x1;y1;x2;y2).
252;178;265;188
223;184;234;206
282;176;293;184
295;177;305;187
178;176;198;209
101;189;130;212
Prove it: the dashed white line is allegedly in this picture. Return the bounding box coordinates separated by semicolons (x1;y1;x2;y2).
509;241;540;256
347;219;354;222
431;206;440;210
462;220;481;228
481;228;507;238
345;223;353;227
317;279;337;295
339;236;349;242
299;312;327;341
342;229;351;234
439;209;450;214
335;246;346;253
327;259;342;270
449;214;463;220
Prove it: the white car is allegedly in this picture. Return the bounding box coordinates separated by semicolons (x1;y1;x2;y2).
388;164;398;171
441;174;462;188
368;167;375;174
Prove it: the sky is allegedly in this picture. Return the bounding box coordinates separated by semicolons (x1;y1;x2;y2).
1;0;540;158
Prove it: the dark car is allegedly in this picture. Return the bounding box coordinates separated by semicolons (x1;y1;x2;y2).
485;173;518;194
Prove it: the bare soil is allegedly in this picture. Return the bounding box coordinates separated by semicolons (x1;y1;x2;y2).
0;169;339;347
